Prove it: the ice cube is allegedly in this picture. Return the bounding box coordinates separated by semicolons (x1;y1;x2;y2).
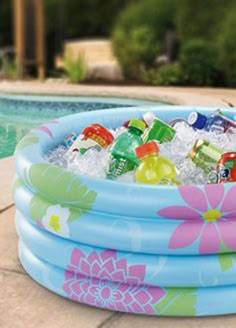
116;171;135;183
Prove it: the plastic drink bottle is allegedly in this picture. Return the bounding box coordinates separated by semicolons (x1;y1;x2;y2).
142;112;156;127
123;112;156;128
187;111;236;133
66;124;114;156
142;118;176;143
107;118;146;179
135;141;180;185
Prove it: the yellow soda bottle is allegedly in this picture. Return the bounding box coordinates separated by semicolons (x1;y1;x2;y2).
135;141;180;185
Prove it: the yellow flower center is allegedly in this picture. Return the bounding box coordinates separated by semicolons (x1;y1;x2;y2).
49;214;61;232
203;209;222;222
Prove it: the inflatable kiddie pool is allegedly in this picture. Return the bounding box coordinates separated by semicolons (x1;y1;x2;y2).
13;106;236;316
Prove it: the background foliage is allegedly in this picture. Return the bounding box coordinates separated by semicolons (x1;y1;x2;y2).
1;0;236;86
112;0;178;79
112;0;236;86
0;0;131;72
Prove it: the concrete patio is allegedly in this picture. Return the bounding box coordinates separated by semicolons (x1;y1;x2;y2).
1;83;236;327
1;80;236;107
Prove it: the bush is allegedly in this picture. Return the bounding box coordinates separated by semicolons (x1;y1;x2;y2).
112;0;179;79
63;53;87;83
176;0;235;43
179;39;221;86
142;63;182;86
113;26;157;79
3;58;18;80
218;5;236;86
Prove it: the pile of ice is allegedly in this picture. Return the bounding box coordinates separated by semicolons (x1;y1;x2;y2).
160;122;236;184
45;121;236;185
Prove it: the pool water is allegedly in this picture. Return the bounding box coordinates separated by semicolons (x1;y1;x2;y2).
0;94;162;158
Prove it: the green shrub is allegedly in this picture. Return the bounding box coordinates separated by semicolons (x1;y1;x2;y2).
142;63;182;86
3;58;18;80
63;53;87;83
113;26;157;79
112;0;178;79
179;39;221;86
176;0;235;43
218;5;236;86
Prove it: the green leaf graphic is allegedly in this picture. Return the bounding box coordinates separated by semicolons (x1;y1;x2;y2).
30;194;50;221
218;253;236;272
155;288;197;316
11;177;24;195
29;193;80;222
15;134;39;153
27;163;97;216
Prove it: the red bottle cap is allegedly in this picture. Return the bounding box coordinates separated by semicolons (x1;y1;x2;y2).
83;124;114;146
123;120;130;128
136;141;159;158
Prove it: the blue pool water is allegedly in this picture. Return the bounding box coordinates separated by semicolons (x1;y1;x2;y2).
0;93;163;158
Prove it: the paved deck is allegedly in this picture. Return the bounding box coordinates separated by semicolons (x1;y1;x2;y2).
1;80;236;107
1;83;236;327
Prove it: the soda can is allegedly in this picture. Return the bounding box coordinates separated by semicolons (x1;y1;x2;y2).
63;132;77;148
188;139;224;173
217;152;236;182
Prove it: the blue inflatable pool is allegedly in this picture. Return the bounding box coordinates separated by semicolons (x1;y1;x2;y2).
13;106;236;316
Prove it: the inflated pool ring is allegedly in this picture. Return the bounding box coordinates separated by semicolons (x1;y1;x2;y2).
13;106;236;316
16;211;236;288
14;184;236;255
18;240;236;316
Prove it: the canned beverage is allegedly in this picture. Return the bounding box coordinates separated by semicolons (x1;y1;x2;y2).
67;124;114;156
217;152;236;182
188;110;236;133
168;118;189;127
63;132;77;148
142;118;176;144
188;139;224;173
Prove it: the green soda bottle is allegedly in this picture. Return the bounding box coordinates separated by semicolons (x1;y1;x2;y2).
135;141;180;185
107;118;146;179
142;118;176;143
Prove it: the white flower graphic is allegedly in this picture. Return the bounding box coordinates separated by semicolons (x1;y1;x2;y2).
42;205;70;237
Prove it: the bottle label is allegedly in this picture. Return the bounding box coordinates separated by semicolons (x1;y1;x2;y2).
143;119;176;143
107;156;135;179
217;153;236;182
67;134;102;155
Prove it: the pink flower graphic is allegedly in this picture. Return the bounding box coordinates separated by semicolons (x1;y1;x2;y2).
66;248;147;285
157;184;236;254
34;120;59;138
63;249;165;313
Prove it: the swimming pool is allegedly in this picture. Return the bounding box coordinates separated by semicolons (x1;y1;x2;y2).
0;93;162;159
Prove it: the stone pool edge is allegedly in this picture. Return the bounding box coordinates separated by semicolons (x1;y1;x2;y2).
1;81;236;107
